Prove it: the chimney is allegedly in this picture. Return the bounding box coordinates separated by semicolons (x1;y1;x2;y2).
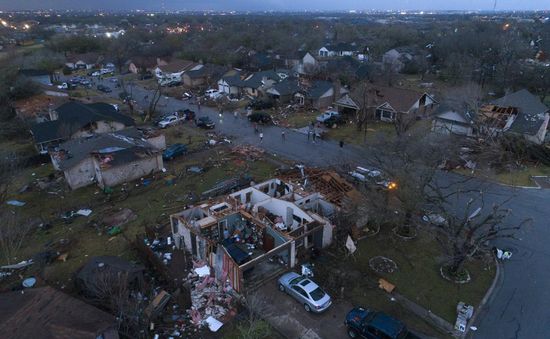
333;79;342;102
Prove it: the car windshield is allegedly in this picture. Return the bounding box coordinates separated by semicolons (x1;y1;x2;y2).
309;287;326;301
289;276;303;285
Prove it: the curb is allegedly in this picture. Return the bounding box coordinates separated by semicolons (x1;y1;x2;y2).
463;254;502;339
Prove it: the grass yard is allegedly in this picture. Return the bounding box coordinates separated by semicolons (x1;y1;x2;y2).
456;165;550;187
325;121;396;145
1;145;278;290
342;227;494;324
283;110;319;128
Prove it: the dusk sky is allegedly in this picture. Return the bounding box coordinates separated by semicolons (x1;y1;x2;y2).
0;0;546;11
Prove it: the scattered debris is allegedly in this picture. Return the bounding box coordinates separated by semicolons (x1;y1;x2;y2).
1;259;34;270
378;278;396;293
22;277;37;288
187;166;204;174
76;208;92;217
369;256;398;274
231;145;265;160
455;302;474;333
144;290;172;319
103;208;137;227
194;266;210;277
6;200;26;207
205;316;223;332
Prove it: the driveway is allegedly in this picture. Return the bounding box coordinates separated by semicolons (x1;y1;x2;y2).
64;76;550;338
256;279;352;339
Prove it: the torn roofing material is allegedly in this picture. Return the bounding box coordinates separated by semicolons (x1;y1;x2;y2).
53;127;156;170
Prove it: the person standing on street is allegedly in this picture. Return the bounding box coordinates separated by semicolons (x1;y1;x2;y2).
281;131;286;142
339;140;344;148
259;131;264;143
307;130;311;141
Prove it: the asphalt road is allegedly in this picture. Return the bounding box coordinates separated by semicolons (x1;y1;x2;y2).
69;77;550;339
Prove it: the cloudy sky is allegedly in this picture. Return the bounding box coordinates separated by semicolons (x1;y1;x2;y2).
0;0;545;11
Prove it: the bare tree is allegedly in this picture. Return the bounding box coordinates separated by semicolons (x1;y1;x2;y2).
145;82;163;122
0;211;34;265
84;270;148;339
427;188;532;278
238;293;273;339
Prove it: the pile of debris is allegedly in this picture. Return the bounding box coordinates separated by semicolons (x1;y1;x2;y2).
231;145;265;160
186;261;237;332
279;166;361;206
206;132;232;147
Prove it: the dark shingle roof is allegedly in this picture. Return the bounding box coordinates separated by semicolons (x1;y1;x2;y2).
54;128;153;170
492;89;549;136
31;102;135;144
307;81;333;99
242;70;281;89
269;78;300;96
0;286;118;339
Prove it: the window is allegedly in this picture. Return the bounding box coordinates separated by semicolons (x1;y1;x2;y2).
292;286;308;298
309;287;326;301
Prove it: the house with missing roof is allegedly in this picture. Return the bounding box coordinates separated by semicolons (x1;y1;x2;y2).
486;89;550;144
0;286;119;339
170;170;358;293
431;90;549;144
30;102;135;154
49;127;165;190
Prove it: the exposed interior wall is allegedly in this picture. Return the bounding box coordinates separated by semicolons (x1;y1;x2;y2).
265;226;290;262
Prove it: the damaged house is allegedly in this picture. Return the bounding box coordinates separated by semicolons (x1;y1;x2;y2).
295;80;348;109
30;101;135;153
170;172;357;293
49;127;165;190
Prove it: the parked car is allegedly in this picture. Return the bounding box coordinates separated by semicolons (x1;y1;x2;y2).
181;109;196;121
345;307;420;339
196;116;215;129
158;115;184;128
68;77;82;85
162;143;187;160
109;77;119;83
205;89;222;99
182;92;193;100
323;115;345;127
277;272;332;313
80;79;92;87
97;84;112;93
248;112;272;124
316;110;339;123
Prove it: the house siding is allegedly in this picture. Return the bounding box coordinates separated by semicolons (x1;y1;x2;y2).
64;158;95;190
96;154;163;189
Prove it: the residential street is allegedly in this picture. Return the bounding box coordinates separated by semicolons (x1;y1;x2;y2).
97;80;550;339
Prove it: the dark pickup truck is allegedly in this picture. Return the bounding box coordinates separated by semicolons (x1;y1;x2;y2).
345;307;421;339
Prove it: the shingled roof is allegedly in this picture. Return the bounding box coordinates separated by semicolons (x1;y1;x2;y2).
53;128;154;170
491;89;549;136
0;286;119;339
31;102;135;144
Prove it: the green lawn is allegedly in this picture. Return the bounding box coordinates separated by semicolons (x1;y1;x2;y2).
325;121;396;145
1;146;278;290
343;227;494;324
283;110;319;128
456;165;550;187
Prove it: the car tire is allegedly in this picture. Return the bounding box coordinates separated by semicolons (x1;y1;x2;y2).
304;304;311;312
347;328;358;338
278;284;285;292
